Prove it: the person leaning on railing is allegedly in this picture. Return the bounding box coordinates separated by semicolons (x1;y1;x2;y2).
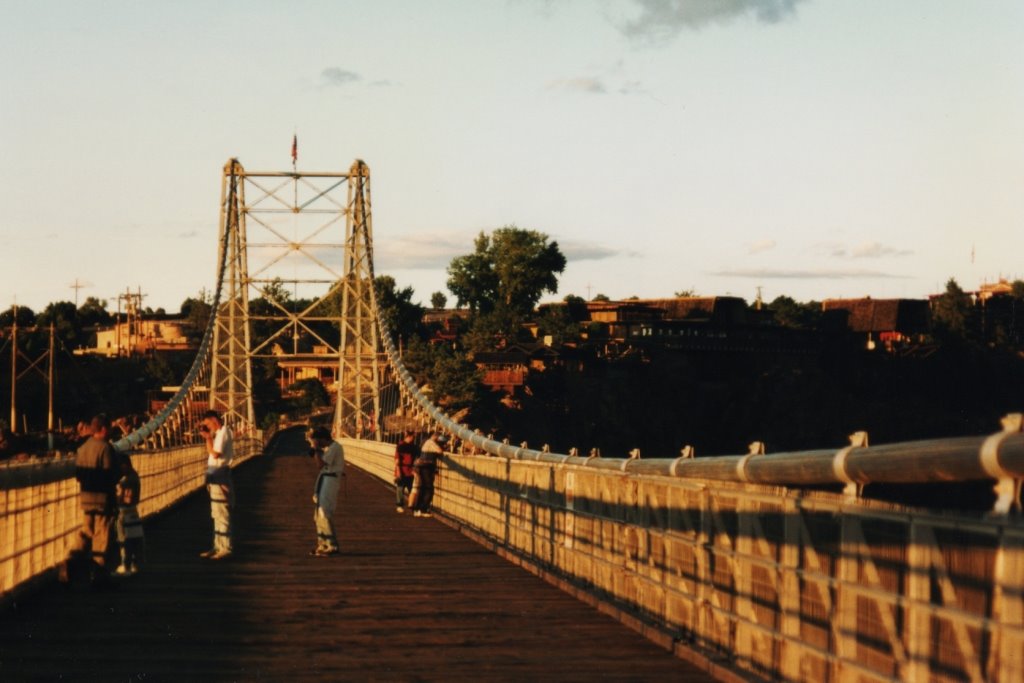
409;431;445;518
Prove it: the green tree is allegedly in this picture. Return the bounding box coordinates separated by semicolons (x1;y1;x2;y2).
180;292;212;336
375;275;424;344
535;305;580;346
77;297;111;329
592;293;610;302
36;301;81;347
931;278;977;343
446;232;499;314
430;291;448;309
429;348;482;411
767;296;821;330
675;289;696;297
446;226;566;318
0;305;37;328
287;378;330;413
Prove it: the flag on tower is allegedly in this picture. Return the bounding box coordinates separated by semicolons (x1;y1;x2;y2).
291;134;298;165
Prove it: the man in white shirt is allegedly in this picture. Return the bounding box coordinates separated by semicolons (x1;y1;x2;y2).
309;427;345;557
199;410;234;560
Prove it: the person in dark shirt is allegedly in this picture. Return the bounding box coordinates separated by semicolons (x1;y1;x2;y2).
61;414;119;586
393;431;418;513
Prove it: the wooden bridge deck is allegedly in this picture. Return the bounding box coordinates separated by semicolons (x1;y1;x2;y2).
0;434;710;681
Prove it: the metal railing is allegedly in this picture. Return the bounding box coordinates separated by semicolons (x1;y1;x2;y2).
0;437;261;599
341;436;1024;683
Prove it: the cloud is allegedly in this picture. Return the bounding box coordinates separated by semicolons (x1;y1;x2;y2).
375;233;470;270
559;240;637;261
622;0;806;41
850;241;913;259
814;240;913;259
320;67;361;87
618;80;647;95
747;239;776;254
712;267;908;280
375;232;632;270
547;77;607;94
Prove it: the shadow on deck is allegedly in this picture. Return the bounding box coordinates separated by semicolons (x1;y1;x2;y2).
0;433;709;681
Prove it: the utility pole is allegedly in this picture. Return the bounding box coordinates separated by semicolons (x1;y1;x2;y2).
47;323;55;450
9;304;16;433
69;278;89;307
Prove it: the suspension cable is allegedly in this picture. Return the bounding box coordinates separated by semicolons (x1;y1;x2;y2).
112;165;238;452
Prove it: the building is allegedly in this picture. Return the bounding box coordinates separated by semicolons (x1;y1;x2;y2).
472;343;559;393
78;318;196;357
821;298;929;350
277;345;341;397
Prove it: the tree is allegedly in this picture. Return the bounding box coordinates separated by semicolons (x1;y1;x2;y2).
77;297;111;329
675;289;696;298
535;305;580;346
36;301;81;347
592;293;610;302
375;275;424;344
180;293;212;335
0;305;37;328
767;296;821;330
286;378;330;416
260;278;292;308
429;348;482;411
446;226;566;318
446;232;499;314
931;278;977;343
430;291;448;310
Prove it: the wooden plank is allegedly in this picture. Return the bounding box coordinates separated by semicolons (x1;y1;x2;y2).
0;432;707;681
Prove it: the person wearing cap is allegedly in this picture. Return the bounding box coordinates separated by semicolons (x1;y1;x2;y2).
309;427;345;556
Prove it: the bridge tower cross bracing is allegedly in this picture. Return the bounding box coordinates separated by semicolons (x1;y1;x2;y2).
334;160;383;439
210;159;255;430
209;158;384;438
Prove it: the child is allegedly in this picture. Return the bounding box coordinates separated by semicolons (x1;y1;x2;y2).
115;454;144;575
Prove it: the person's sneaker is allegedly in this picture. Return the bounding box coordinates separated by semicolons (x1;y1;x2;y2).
420;511;433;518
317;548;339;557
199;549;217;558
396;506;404;513
413;510;423;517
115;565;129;576
210;550;232;560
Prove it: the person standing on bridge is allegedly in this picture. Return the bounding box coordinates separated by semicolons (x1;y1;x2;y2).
309;427;345;557
199;410;234;560
393;430;418;513
60;414;119;586
410;431;445;517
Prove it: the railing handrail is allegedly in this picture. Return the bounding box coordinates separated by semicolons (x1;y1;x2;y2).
378;316;1024;497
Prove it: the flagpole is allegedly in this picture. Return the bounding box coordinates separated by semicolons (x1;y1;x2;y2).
291;132;298;207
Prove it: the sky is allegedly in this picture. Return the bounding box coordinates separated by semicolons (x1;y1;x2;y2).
2;0;1022;313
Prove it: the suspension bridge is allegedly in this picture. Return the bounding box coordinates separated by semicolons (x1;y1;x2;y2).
2;160;1024;682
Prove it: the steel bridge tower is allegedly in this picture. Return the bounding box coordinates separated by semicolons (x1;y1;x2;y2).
210;158;383;438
